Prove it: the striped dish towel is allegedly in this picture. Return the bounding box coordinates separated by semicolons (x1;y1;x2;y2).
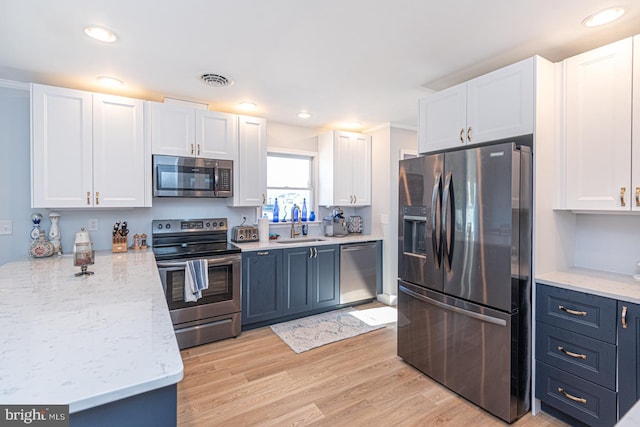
184;259;209;302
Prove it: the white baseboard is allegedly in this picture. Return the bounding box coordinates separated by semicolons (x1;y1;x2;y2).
376;293;397;306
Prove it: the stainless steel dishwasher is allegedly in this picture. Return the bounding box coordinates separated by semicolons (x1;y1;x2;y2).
340;241;379;304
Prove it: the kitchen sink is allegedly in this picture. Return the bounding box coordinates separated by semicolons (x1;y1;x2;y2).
275;238;326;244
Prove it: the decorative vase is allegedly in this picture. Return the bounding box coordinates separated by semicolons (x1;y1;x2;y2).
49;212;62;255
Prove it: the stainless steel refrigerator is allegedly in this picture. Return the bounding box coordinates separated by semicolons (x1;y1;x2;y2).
397;140;532;423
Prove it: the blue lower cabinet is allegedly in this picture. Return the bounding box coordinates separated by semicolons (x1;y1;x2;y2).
283;246;314;315
618;301;640;419
283;244;340;314
242;250;283;325
242;245;341;329
536;283;640;426
313;245;340;308
536;362;616;427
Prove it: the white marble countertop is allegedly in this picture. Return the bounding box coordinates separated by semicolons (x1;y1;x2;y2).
0;250;183;413
232;233;383;251
536;268;640;304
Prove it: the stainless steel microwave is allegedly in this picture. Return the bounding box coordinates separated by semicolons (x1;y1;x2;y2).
153;155;233;198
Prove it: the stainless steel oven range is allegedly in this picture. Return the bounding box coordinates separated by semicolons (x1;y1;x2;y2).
152;218;241;349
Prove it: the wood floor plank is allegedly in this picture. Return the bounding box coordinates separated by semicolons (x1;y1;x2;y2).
177;302;570;427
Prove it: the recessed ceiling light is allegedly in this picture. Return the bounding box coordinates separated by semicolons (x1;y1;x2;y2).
84;26;117;43
238;101;257;111
297;111;312;119
582;7;625;27
97;76;123;87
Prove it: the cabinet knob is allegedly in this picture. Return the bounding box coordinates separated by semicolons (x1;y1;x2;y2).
95;192;100;205
621;187;627;207
86;192;91;205
459;128;464;143
467;127;472;142
622;305;628;329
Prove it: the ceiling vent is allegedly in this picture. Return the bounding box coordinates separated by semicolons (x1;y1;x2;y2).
200;73;234;87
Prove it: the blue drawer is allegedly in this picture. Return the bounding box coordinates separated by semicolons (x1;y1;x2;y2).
536;283;616;344
536;322;616;390
536;361;616;427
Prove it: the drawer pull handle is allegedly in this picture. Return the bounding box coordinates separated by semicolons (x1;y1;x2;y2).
558;387;587;404
636;188;640;207
459;128;464;143
622;306;628;329
558;305;587;316
257;251;269;256
558;346;587;360
621;187;627;207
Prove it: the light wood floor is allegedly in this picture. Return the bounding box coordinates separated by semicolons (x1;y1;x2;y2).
177;302;569;427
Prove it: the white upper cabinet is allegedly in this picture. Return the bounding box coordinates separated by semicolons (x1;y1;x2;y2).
318;130;372;207
229;115;267;207
632;35;640;212
419;57;534;153
562;37;633;211
196;110;237;160
31;84;147;208
150;101;237;160
92;94;146;207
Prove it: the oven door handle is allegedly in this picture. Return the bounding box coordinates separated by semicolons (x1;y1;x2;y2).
156;255;240;269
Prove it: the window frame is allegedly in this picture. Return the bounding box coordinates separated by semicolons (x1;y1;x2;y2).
266;147;318;221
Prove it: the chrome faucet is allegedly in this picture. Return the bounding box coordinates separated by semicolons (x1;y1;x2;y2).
290;205;301;238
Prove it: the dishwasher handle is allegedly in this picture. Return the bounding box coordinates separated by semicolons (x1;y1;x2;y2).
341;242;378;252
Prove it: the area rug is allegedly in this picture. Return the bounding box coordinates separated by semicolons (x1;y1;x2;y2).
269;307;387;353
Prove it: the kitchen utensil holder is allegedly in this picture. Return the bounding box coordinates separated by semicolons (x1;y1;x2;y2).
112;233;128;253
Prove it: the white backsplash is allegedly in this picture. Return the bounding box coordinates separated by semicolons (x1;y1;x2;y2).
575;213;640;275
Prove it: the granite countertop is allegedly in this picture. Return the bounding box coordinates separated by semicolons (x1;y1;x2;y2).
536;268;640;304
232;233;383;251
0;250;183;413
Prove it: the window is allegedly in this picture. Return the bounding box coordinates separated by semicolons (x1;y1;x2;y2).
265;153;314;221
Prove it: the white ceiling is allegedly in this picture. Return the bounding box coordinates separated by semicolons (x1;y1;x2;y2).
1;0;639;131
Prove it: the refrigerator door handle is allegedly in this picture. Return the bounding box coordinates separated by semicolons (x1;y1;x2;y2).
431;172;442;269
442;171;455;271
399;284;507;327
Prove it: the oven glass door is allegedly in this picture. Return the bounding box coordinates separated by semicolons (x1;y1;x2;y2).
157;255;240;311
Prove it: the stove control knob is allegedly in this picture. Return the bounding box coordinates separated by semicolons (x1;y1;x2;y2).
205;222;211;228
166;223;171;230
219;221;224;227
157;224;163;229
212;222;218;227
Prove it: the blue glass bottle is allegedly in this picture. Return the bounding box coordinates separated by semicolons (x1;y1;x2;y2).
309;211;316;222
301;198;308;222
273;198;279;222
293;204;299;222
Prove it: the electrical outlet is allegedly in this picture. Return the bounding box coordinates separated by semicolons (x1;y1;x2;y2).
87;219;99;231
0;220;12;235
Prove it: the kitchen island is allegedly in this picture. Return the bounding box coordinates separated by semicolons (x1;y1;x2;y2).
0;250;183;426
